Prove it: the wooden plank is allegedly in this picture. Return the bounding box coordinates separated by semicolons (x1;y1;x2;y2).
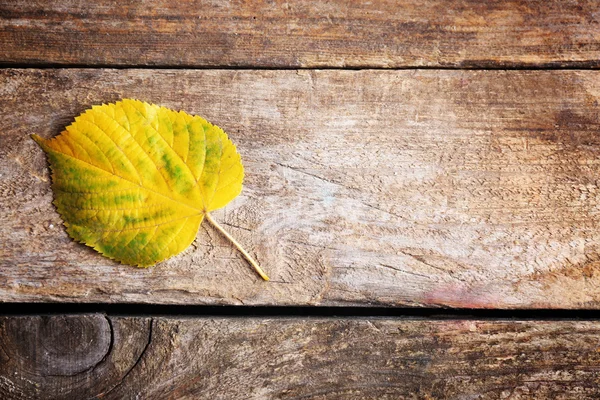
3;68;600;308
1;315;600;399
2;0;600;68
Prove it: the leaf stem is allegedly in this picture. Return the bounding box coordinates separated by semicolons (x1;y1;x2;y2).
204;213;270;281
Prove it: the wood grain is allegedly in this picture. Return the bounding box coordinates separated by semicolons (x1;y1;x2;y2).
0;315;150;399
3;69;600;308
1;315;600;399
2;0;600;68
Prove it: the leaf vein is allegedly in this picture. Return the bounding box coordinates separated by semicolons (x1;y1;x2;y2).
128;102;201;193
95;214;198;233
78;117;144;185
66;204;166;211
68;128;116;174
137;224;161;257
50;150;201;213
118;104;176;193
210;133;224;207
155;216;193;259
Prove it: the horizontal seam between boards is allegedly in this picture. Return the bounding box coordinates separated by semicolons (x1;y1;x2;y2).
2;304;600;320
2;64;600;71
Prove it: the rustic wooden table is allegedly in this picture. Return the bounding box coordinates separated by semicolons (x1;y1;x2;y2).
2;1;600;398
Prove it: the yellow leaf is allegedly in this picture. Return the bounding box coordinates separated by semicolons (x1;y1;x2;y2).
32;99;268;280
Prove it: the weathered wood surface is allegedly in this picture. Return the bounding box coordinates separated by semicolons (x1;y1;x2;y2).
2;0;600;68
1;315;599;399
3;69;600;308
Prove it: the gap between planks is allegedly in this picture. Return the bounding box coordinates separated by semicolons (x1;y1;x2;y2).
2;303;600;320
2;63;600;71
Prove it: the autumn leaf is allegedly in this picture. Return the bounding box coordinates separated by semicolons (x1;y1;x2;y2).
32;99;269;280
